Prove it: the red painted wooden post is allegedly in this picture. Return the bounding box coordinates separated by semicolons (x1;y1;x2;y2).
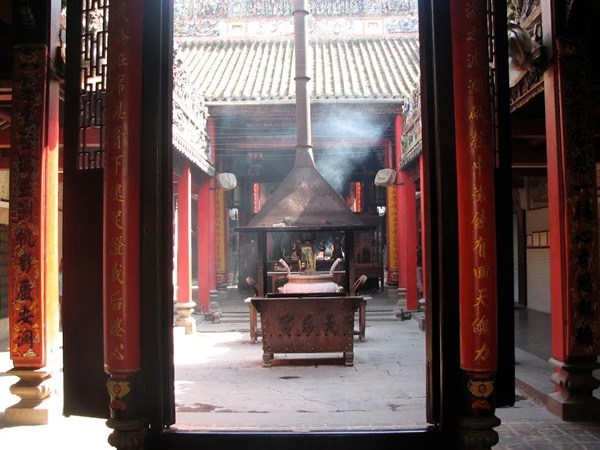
197;175;211;313
419;156;428;302
208;178;217;293
6;42;59;425
401;172;419;311
450;0;500;446
395;115;419;311
176;164;192;304
102;2;148;445
542;1;600;420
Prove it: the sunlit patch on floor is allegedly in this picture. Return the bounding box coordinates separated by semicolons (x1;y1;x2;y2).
176;402;219;412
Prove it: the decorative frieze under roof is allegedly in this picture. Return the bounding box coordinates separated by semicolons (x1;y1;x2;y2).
176;36;420;104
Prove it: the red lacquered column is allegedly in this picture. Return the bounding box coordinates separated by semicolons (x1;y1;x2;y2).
177;165;192;305
419;156;428;303
102;0;146;445
7;43;59;425
173;164;196;333
208;178;217;295
399;170;418;312
450;0;500;446
197;174;211;313
542;3;600;420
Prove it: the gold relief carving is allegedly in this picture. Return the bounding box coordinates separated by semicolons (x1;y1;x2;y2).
110;235;125;256
466;28;477;41
110;317;126;338
474;236;487;258
113;183;125;202
111;343;125;361
113;210;124;230
112;262;124;285
472;156;486;177
107;380;131;399
115;154;124;174
466;49;482;69
117;51;129;68
110;291;123;311
468;379;494;398
471;209;486;230
468;104;483;121
469;130;482;152
474;342;491;362
107;379;130;412
472;314;490;336
472;185;486;204
119;28;131;45
113;100;126;120
116;74;126;94
474;288;489;308
465;0;476;18
467;79;483;95
114;127;125;151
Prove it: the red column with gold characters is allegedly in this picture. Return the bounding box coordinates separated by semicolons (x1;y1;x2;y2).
7;43;59;425
450;0;500;447
103;0;146;445
215;188;228;289
383;141;397;286
209;117;228;292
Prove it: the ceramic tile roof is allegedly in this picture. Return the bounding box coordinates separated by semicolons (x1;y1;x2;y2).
176;37;419;103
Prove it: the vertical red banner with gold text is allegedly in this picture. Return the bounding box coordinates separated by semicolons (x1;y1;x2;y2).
450;0;498;372
8;46;48;368
215;188;228;287
103;0;142;373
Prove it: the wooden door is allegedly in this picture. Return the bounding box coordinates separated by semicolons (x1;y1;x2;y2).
61;0;176;425
61;0;109;419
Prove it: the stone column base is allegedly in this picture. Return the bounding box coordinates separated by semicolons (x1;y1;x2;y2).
174;300;196;334
208;289;222;323
394;287;409;319
107;418;148;450
5;368;56;425
458;415;501;450
547;357;600;421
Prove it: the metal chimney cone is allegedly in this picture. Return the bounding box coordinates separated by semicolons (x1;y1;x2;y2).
243;0;365;230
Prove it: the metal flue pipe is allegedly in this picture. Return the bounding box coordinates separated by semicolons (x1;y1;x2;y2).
293;0;314;168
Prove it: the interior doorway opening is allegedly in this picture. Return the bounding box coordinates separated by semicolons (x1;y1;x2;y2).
169;0;428;432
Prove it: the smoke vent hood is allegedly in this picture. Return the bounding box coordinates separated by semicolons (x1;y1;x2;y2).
238;0;367;232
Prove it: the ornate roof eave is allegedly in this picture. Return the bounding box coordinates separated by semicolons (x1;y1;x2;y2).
508;0;545;112
207;99;407;118
172;134;216;177
398;139;422;171
509;74;544;113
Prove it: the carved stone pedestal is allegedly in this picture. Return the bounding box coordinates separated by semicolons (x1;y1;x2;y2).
208;289;222;323
458;415;501;450
174;300;196;334
547;357;600;421
394;287;407;318
107;418;148;450
416;297;426;331
5;368;56;425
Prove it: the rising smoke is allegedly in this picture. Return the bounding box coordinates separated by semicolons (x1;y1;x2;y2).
313;110;389;194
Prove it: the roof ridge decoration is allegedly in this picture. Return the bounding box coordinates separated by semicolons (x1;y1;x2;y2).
174;0;418;38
